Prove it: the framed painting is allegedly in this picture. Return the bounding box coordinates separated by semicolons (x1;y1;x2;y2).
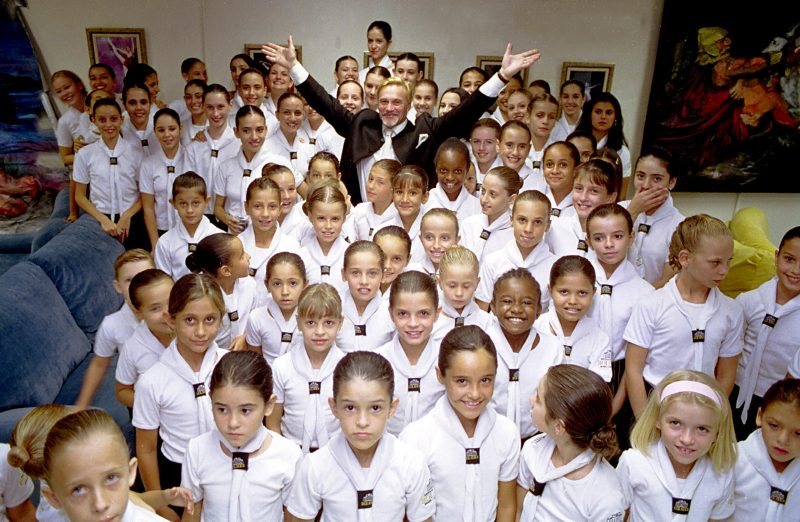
560;62;614;101
362;51;435;80
477;55;529;85
245;43;302;73
641;1;800;192
86;28;146;92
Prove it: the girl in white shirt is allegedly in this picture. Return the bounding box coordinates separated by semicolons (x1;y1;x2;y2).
566;130;596;164
624;146;686;286
133;273;227;519
426;138;481;222
358;20;394;84
73;98;145;249
214;105;280;234
525;94;558;177
265;163;305;237
400;325;520;522
476;190;555;310
226;68;279;133
265;63;294;116
418;208;460;279
120;82;156;157
240;176;300;306
288;351;435;522
575;92;631;180
246;252;307;364
350;159;400;241
730;378;800;522
468;118;503;190
337;241;393;352
535;256;613;382
182;350;302;522
624;215;743;419
490;268;563;440
186;83;238;217
298;181;351;296
179;79;207;146
517;365;625;521
376;270;444;435
185;233;255;351
541;141;578;219
733;227;800;438
51;70;87;222
461;166;521;262
115;269;175;408
434;246;493;338
389;166;430;263
140;108;186;247
373;225;414;297
263;92;313;188
267;283;345;452
499;121;545;193
550;80;585;142
617;370;737;522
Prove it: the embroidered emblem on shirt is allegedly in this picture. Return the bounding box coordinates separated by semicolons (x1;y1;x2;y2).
408;377;421;392
248;267;257;277
354;324;367;336
692;329;705;342
770;486;788;505
357;490;374;509
601;284;613;296
231;452;249;471
188;243;197;252
193;383;207;397
480;229;491;240
141;139;149;147
243;169;251;177
564;345;573;356
638;223;651;234
211;149;219;158
281;332;293;343
550;208;561;217
308;381;321;394
455;317;465;327
321;265;331;276
509;368;520;382
763;314;778;328
530;478;546;496
577;239;588;252
109;157;118;165
671;497;691;515
465;448;480;464
228;310;239;322
167;165;175;174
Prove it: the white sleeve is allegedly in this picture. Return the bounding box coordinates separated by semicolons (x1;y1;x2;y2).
1;458;34;509
73;147;91;184
719;301;745;358
404;452;436;522
180;438;204;502
615;451;634;506
93;314;119;357
244;315;262;347
499;423;521;482
56;117;73;148
214;163;229;197
289;63;310;86
131;370;161;430
114;343;138;386
285;454;321;520
272;359;287;404
154;237;173;278
282;444;304;505
138;161;155;195
622;298;655;348
588;335;614;383
474;262;494;303
789;348;800;378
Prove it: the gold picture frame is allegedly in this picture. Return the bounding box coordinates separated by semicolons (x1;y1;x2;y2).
560;62;615;99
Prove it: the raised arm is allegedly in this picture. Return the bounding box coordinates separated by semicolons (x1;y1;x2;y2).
262;36;356;136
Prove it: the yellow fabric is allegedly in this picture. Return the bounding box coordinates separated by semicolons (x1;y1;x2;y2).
720;207;776;298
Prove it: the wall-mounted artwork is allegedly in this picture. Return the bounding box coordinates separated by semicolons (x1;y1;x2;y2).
363;52;435;80
86;28;146;92
245;43;302;73
560;62;614;101
477;55;529;86
641;1;800;192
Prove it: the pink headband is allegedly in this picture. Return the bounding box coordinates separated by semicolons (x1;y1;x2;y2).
660;381;721;407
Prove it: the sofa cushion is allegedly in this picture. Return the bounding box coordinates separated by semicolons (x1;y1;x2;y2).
0;262;92;409
28;214;124;336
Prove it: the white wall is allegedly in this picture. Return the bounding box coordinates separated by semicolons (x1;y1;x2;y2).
24;0;799;244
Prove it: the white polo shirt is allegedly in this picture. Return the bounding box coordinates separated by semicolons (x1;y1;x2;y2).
475;238;556;309
154;217;224;280
94;304;140;357
138;144;187;230
73;138;142;218
115;320;168;386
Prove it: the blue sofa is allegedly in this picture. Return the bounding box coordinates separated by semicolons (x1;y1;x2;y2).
0;213;132;443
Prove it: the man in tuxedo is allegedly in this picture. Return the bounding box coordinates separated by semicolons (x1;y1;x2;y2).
263;37;540;204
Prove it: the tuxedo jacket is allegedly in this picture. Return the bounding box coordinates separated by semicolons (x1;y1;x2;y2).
296;74;497;204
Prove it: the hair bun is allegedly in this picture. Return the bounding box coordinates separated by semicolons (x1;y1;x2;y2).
589;423;619;460
185;251;201;273
6;445;30;469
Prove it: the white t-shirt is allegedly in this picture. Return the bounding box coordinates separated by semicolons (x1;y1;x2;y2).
94;304;140;357
115;320;168;386
337;292;394;353
459;212;514;263
622;196;685;284
518;435;626;522
73;138;143;218
534;309;613;382
245;300;302;366
475;239;556;308
617;445;735;522
546;211;589;258
121;108;157;158
400;402;520;522
132;345;226;463
298;236;350;297
185;125;239;214
238;224;300;308
0;444;33;520
154;217;224;281
432;300;494;342
349;201;400;241
181;429;302;522
425;185;482;223
216;277;257;350
262;131;313;187
287;435;435;522
623;284;744;386
271;346;344;447
55;106;82;148
138;145;187;230
214;147;282;218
